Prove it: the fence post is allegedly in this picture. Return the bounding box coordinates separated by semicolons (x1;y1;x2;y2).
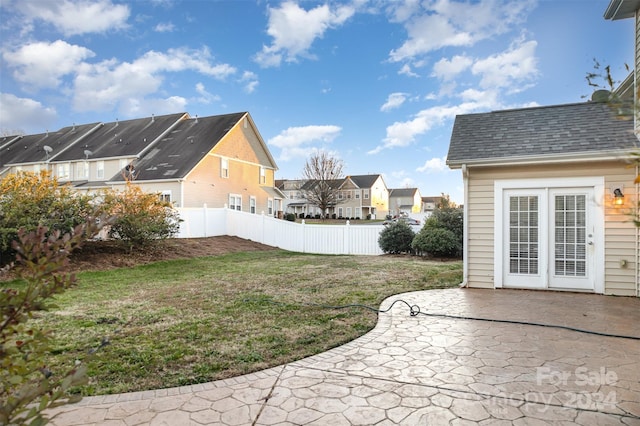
203;203;208;237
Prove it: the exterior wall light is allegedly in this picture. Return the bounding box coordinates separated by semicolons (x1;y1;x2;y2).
613;188;625;206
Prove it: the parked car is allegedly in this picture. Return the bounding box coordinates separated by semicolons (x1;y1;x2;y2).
382;217;421;226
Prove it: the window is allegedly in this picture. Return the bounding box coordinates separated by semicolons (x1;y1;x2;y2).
250;197;256;214
57;163;70;181
259;166;266;184
268;199;273;215
338;207;343;218
160;191;171;203
355;191;360;199
76;161;89;179
347;191;352;199
221;157;229;178
96;161;104;179
338;192;343;199
364;190;369;199
229;194;242;211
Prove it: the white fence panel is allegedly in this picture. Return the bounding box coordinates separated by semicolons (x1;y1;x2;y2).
175;207;385;255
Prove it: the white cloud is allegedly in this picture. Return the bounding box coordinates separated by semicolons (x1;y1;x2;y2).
472;38;538;89
154;22;175;32
369;100;496;154
432;55;473;81
416;156;449;173
268;125;342;161
16;0;130;36
240;71;259;94
3;40;95;89
194;82;220;104
380;92;408;112
388;0;534;62
73;47;236;113
254;1;355;67
0;93;57;134
119;96;188;118
398;64;419;77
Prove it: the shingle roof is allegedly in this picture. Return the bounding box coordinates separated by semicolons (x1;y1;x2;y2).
347;174;381;188
109;112;245;181
51;113;187;162
389;188;418;197
447;102;638;166
2;123;100;166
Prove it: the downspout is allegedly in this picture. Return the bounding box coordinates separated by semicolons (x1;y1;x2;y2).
460;164;469;288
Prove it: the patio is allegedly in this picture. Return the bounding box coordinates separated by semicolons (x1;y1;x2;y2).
48;288;640;425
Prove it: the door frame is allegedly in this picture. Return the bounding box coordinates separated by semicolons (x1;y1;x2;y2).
494;177;605;293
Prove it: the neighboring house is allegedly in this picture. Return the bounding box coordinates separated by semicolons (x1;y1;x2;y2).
447;100;638;296
1;112;284;216
421;196;444;217
389;188;422;217
277;174;390;219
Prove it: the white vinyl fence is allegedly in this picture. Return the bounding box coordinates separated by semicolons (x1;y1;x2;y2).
176;207;386;255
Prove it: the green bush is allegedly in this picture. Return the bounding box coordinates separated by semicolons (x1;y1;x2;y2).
412;227;460;257
378;221;415;254
285;213;296;222
0;171;99;263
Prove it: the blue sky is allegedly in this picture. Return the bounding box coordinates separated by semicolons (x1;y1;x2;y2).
0;0;634;204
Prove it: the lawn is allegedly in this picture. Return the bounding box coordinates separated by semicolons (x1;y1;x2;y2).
17;250;462;396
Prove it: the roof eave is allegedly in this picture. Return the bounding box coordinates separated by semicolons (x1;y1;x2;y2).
447;149;636;169
604;0;640;20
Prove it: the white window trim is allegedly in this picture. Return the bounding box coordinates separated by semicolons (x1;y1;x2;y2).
229;194;242;211
259;166;266;184
160;190;172;204
221;157;229;178
96;160;105;179
250;196;256;214
493;177;604;294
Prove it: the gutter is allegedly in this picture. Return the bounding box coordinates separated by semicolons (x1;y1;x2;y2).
460;164;469;288
447;150;637;169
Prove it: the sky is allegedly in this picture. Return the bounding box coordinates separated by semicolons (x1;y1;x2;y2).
0;0;635;204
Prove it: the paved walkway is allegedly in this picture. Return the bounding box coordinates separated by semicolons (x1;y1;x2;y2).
48;288;640;425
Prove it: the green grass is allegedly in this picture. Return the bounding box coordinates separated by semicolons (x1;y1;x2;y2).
8;250;462;395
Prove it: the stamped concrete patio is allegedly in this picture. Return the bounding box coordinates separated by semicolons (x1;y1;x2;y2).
47;288;640;425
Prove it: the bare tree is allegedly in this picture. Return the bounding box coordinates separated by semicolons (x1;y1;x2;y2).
301;150;345;218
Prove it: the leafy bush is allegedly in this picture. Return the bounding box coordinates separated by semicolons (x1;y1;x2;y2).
1;223;107;425
426;207;463;244
412;227;460;257
0;171;98;263
413;203;463;258
285;213;296;222
378;221;415;254
101;183;181;251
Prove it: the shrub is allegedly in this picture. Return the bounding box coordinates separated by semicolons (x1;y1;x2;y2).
378;221;415;254
285;213;296;222
101;183;181;252
412;227;460;257
366;214;371;220
1;222;107;425
0;171;99;263
331;214;337;219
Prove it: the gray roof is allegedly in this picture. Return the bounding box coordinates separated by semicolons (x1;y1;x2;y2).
604;0;640;20
347;174;382;188
389;188;418;197
109;112;245;182
447;101;638;167
51;113;186;162
2;123;100;166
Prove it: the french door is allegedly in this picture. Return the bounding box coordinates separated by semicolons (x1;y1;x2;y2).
502;187;596;291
